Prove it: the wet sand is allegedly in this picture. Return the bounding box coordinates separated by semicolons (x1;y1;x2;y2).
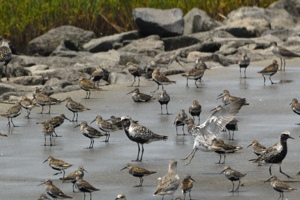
1;59;300;200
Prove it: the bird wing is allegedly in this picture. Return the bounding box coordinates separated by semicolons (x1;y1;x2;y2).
278;46;300;57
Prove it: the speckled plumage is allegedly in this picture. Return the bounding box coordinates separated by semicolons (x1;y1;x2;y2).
43;156;73;178
126;88;154;102
217;90;249;106
79;74;102;99
257;60;279;84
127;62;144;87
174;109;188;135
290;98;300;125
182;59;208;88
221;166;246;192
19;96;38;118
247;139;266;157
60;165;86;192
265;175;296;200
180;175;195;200
91;115;121;142
213;139;242;164
0;39;12;81
152;67;176;92
36;114;70;137
64;97;90;122
189;100;201;125
41;123;55;146
1;103;22;127
38;179;72;199
34;87;62;114
75;176;99;200
158;89;170;115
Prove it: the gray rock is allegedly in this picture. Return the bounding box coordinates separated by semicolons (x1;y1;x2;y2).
225;6;269;24
262;29;295;41
11;75;44;86
162;36;200;51
119;52;151;67
0;83;17;96
27;25;96;56
132;8;184;37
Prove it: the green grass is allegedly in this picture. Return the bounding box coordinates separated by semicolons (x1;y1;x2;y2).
0;0;276;53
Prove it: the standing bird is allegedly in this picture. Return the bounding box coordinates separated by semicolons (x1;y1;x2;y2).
121;163;156;187
75;121;108;148
36;114;71;137
151;67;176;93
74;176;100;200
270;41;300;71
89;68;104;87
224;118;238;140
108;115;123;129
252;131;294;178
154;160;180;200
182;98;246;165
158;89;170;115
120;116;168;162
115;194;126;200
257;60;279;85
41;123;55;146
0;39;12;81
91;115;121;142
43;156;73;178
265;175;296;200
174;109;188;135
19;96;38;118
126;88;154;102
33;87;61;114
181;59;208;88
79;74;102;99
213;139;243;164
247;139;266;157
217;90;249;106
221;166;246;192
180;175;195;200
64;97;90;122
1;103;22;127
238;53;250;78
126;62;144;87
60;165;87;193
189;100;201;125
38;179;72;199
290;98;300;125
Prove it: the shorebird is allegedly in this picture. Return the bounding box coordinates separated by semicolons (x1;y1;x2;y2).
43;156;73;178
182;98;246;165
115;194;126;200
89;68;104;87
60;165;87;192
257;59;279;85
19;96;38;118
108;115;123;129
154;160;180;200
238;53;250;78
213;139;242;164
40;123;55;146
158;89;170;115
265;175;297;200
251;131;293;178
221;166;246;192
151;67;176;93
189;100;201;125
180;175;195;200
174;109;188;135
126;88;154;102
36;114;71;137
38;179;72;199
181;59;208;88
247;139;266;157
184;117;196;136
270;41;300;71
91;115;121;142
224;118;238;140
0;132;8;138
290;98;300;125
64;97;90;122
121;163;156;187
217;90;249;106
126;62;144;87
120;115;168;162
0;39;12;81
37;193;51;200
1;103;22;127
33;87;62;114
75;121;108;148
79;74;102;99
74;176;100;200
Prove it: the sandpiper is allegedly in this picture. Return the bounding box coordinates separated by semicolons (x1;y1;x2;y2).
0;132;8;138
60;165;87;192
121;115;168;162
247;139;266;157
189;100;201;125
154;160;180;200
290;98;300;125
238;53;250;78
158;89;170;115
108;115;123;129
126;62;144;87
75;176;100;200
121;163;156;187
224;118;238;140
181;59;208;88
180;175;195;200
270;41;300;71
174;109;188;135
90;68;104;87
265;175;297;200
213;139;242;164
252;131;294;178
41;123;55;146
19;96;38;118
91;115;121;142
257;59;279;85
1;103;22;127
33;87;62;114
151;67;176;93
43;156;73;178
182;98;246;165
79;74;102;99
217;90;249;106
221;166;246;192
0;39;12;81
36;114;71;137
115;194;126;200
184;117;196;136
38;193;51;200
126;88;154;102
64;97;90;122
38;179;72;199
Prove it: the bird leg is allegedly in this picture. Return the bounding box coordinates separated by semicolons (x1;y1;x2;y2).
139;144;144;162
270;76;275;85
235;180;241;192
52;130;62;137
186;78;189;88
216;154;222;164
135;177;143;187
230;181;235;192
194;80;199;88
133;143;140;162
279;165;293;179
47;105;51;114
182;148;197;165
137;77;140;87
262;75;266;84
10;118;18;127
129;77;136;87
244;68;246;78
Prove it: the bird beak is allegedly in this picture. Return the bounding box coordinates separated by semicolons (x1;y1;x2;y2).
191;177;196;182
210;107;217;112
264;176;272;183
175;58;184;67
43;159;48;163
247;143;252;148
120;166;127;171
220;169;226;174
83;169;88;173
217;94;224;99
37;181;45;186
289;135;295;139
90;118;96;124
126;90;134;95
74;124;80;128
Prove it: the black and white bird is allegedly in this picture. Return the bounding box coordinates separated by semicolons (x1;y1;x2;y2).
181;59;209;88
126;62;144;87
238;53;250;78
265;175;296;200
221;166;246;192
174;109;188;135
126;88;154;102
189;100;201;125
158;89;170;115
74;176;100;200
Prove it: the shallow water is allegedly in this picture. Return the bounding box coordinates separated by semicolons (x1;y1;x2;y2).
1;60;300;200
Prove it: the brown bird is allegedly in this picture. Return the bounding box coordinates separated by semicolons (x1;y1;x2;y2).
189;100;201;125
60;165;87;192
182;59;208;88
121;163;156;187
64;97;90;122
126;88;154;102
221;166;246;192
19;96;38;118
174;109;188;135
257;60;279;85
247;139;266;157
0;39;12;81
41;123;55;146
158;89;170;115
126;62;144;87
79;74;102;99
33;87;62;114
180;175;195;200
152;67;176;92
43;156;73;178
213;139;243;164
290;98;300;125
265;175;297;200
217;90;249;106
36;114;71;137
38;179;72;199
238;53;250;78
74;176;100;200
89;68;104;87
1;103;22;127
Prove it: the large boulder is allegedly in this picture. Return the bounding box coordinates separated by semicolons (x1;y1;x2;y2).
132;8;184;37
27;25;96;56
